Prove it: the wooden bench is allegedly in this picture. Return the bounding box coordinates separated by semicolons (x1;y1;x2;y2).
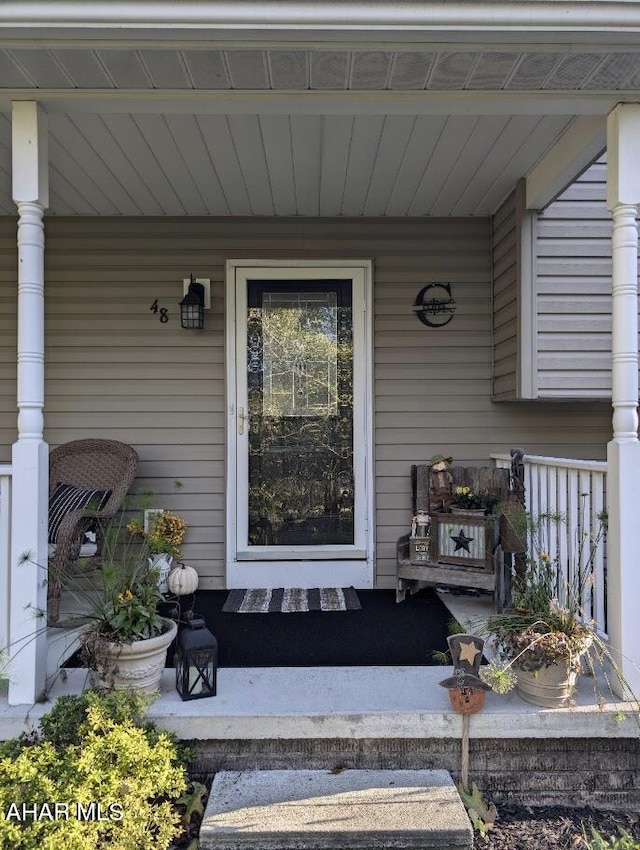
396;451;525;612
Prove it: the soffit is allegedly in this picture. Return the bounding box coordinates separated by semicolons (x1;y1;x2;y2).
0;47;639;91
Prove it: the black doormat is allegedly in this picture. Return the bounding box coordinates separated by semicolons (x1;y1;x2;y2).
63;588;456;669
191;587;454;667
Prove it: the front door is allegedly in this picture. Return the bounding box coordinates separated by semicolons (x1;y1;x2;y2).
226;261;374;588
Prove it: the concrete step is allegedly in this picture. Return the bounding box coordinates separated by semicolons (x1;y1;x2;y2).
200;769;473;850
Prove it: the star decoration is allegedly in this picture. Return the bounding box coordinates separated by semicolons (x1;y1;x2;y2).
451;528;474;553
458;640;481;666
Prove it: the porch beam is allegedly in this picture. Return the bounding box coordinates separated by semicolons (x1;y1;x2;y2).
525;115;605;210
0;89;633;117
9;101;49;706
605;102;640;698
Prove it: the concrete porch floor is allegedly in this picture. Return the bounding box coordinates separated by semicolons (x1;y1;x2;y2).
0;593;637;743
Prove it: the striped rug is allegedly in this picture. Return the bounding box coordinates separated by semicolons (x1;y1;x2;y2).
222;587;361;613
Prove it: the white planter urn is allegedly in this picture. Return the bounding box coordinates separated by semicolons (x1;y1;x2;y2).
149;553;174;594
95;617;178;693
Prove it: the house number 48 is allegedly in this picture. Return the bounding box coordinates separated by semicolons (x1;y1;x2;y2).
150;300;169;323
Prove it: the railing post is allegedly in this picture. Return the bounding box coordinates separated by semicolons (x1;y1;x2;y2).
606;103;640;697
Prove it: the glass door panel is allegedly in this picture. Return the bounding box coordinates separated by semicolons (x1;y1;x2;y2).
246;281;354;548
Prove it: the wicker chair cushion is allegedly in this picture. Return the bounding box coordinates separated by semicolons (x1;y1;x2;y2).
48;482;111;544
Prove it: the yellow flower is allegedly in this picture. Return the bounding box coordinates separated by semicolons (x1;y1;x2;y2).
126;510;187;556
541;552;551;563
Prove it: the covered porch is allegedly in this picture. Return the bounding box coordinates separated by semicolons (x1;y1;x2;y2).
0;1;640;709
2;597;638;808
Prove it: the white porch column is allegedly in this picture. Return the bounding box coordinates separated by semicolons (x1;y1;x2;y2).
8;101;49;705
606;103;640;697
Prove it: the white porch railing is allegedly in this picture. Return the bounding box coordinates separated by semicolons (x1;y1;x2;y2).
492;452;608;634
0;464;11;654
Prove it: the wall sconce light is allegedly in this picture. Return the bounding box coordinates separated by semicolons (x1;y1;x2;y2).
180;275;211;329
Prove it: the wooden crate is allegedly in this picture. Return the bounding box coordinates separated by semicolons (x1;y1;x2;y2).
429;512;498;571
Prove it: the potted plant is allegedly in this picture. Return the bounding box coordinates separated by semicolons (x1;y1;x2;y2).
450;486;495;516
480;508;609;708
79;559;178;693
72;503;182;691
127;509;187;594
18;495;180;694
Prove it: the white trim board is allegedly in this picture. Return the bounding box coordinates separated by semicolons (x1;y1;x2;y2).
0;90;631;116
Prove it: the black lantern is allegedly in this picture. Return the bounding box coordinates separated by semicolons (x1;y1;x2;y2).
175;615;218;700
180;276;205;329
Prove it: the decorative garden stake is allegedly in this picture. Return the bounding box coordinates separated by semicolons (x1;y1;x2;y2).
439;634;497;835
439;633;491;714
439;635;491;788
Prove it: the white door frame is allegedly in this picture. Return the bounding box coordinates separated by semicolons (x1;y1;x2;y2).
225;259;375;588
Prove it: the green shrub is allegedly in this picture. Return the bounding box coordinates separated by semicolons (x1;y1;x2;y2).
0;690;189;850
38;689;151;748
583;826;640;850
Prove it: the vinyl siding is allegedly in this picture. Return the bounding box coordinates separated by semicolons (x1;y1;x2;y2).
492;188;519;399
535;155;636;398
0;216;613;588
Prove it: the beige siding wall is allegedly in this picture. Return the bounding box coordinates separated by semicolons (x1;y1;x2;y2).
0;216;613;588
492;188;519;400
535;155;630;398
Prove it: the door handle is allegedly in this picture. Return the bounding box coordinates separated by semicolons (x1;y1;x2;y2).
238;406;246;435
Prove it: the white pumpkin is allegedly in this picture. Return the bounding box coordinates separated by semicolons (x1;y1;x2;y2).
167;562;199;596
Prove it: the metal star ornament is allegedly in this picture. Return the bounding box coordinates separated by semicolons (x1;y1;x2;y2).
451;529;474;553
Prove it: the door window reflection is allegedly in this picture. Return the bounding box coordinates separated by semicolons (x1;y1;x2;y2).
247;282;354;547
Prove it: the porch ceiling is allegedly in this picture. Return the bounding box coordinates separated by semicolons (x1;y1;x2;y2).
0;108;582;217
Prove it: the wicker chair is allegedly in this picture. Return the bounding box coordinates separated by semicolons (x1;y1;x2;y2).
48;438;139;623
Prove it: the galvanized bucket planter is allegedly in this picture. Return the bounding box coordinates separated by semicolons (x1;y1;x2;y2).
515;661;578;708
